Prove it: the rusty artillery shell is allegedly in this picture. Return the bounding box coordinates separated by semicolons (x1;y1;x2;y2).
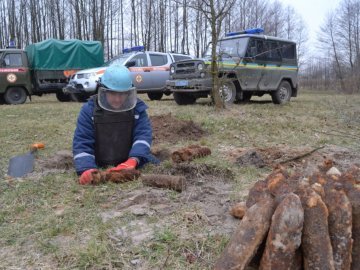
214;196;276;270
171;145;211;163
90;169;140;185
259;193;304;270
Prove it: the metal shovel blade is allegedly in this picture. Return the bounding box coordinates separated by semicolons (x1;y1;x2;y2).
8;151;35;178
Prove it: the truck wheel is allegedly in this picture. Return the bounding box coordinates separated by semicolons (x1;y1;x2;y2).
173;92;196;105
56;92;71;102
272;81;292;104
219;81;236;104
4;87;27;104
147;92;163;100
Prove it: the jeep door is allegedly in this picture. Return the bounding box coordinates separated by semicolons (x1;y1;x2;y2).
127;53;152;91
258;40;283;90
238;38;265;90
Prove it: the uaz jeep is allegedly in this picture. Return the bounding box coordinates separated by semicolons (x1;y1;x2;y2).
166;28;298;105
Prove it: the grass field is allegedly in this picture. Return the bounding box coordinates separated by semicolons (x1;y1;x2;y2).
0;91;359;269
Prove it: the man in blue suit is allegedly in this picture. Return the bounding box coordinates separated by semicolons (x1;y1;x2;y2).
73;65;155;185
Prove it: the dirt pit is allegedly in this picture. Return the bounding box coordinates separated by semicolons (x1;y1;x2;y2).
150;114;206;143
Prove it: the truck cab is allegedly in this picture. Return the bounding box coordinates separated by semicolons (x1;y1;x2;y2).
167;28;298;105
0;49;32;104
1;39;104;105
64;46;192;101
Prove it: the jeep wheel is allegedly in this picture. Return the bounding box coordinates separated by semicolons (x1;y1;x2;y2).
219;81;236;104
272;81;292;104
173;92;196;105
56;92;72;102
4;87;27;104
147;92;163;100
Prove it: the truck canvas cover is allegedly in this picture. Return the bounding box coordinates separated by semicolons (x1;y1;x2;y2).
25;39;104;70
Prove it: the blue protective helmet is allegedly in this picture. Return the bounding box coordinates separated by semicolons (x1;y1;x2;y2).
101;65;134;91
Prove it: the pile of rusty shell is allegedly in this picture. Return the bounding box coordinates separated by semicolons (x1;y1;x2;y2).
141;174;186;192
215;161;359;270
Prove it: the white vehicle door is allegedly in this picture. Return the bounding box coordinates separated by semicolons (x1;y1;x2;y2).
147;53;171;90
127;53;152;90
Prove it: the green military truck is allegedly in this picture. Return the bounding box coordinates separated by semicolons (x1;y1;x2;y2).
0;39;103;104
167;28;298;105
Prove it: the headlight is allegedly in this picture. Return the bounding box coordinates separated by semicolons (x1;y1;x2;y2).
170;66;175;74
197;63;204;71
84;72;96;79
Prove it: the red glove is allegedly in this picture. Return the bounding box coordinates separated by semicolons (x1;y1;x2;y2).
107;158;138;172
79;169;98;185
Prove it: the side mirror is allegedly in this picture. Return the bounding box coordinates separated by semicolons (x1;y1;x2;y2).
125;61;136;68
0;59;6;67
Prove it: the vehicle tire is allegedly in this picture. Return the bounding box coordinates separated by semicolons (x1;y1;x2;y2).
272;81;292;104
173;92;196;105
4;87;27;104
56;92;72;102
147;92;163;100
219;81;236;104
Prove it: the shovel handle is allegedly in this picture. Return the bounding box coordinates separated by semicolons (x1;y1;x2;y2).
30;143;45;151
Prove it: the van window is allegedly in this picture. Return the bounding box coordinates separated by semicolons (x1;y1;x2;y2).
280;42;296;59
130;53;148;67
150;54;168;66
4;53;23;67
172;55;191;61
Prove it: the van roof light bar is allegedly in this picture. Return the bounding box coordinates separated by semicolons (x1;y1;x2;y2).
122;45;145;54
226;28;264;37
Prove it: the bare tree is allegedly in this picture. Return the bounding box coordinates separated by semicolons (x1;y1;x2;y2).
190;0;236;109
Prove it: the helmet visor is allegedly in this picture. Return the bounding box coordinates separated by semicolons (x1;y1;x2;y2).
98;87;137;112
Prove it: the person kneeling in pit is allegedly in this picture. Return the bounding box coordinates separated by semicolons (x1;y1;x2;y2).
72;65;157;184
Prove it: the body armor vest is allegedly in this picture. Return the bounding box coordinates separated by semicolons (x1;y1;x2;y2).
93;99;134;167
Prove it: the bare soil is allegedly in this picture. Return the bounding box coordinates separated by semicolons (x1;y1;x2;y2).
150;114;206;143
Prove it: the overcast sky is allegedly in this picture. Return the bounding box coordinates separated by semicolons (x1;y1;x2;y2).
279;0;342;45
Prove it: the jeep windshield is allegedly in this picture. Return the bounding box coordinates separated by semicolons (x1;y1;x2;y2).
203;37;249;59
103;53;134;67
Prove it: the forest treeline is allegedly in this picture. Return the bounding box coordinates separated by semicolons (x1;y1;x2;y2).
0;0;359;93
